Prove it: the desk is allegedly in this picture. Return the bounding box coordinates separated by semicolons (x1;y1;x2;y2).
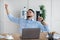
13;32;48;40
0;32;60;40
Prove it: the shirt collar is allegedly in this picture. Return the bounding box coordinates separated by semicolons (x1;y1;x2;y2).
26;19;34;21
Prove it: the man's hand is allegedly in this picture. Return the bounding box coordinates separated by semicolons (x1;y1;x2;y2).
42;21;47;26
5;4;9;15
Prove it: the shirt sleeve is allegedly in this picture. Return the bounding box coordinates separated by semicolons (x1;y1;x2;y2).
43;25;50;32
8;14;20;24
38;22;49;32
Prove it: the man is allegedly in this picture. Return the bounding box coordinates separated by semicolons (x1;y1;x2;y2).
5;4;49;34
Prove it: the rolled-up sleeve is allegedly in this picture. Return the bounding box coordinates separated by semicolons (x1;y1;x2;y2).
43;25;50;32
38;22;50;32
8;14;20;24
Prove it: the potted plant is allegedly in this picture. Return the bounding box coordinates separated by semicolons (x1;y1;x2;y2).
40;5;46;20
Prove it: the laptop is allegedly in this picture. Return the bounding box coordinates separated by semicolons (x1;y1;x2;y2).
22;28;40;39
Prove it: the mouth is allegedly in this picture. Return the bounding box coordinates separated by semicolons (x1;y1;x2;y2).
27;16;32;18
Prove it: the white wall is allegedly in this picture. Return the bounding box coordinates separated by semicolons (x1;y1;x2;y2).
0;0;27;34
0;0;60;34
0;1;1;33
0;0;4;33
51;0;60;33
3;0;28;34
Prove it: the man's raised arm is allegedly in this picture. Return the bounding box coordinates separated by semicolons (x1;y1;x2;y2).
5;4;20;24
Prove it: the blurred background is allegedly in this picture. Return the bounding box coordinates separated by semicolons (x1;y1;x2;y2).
0;0;60;34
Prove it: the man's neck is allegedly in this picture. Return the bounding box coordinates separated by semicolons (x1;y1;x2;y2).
27;17;32;20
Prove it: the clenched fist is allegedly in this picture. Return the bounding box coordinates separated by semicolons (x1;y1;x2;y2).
5;4;8;9
5;4;9;15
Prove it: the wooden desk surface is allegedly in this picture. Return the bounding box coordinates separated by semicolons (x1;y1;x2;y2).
0;32;60;40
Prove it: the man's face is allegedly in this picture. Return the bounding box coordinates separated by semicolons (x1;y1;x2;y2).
27;10;34;17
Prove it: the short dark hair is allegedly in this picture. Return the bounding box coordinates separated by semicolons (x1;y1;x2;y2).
28;9;34;13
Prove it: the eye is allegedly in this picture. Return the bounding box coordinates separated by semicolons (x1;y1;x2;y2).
30;12;31;13
27;12;28;13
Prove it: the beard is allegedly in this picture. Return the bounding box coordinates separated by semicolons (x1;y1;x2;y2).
27;16;32;18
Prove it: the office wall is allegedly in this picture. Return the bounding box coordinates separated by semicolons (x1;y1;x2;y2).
52;0;60;33
0;1;1;33
0;0;27;34
0;0;4;33
0;0;60;34
3;0;28;34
